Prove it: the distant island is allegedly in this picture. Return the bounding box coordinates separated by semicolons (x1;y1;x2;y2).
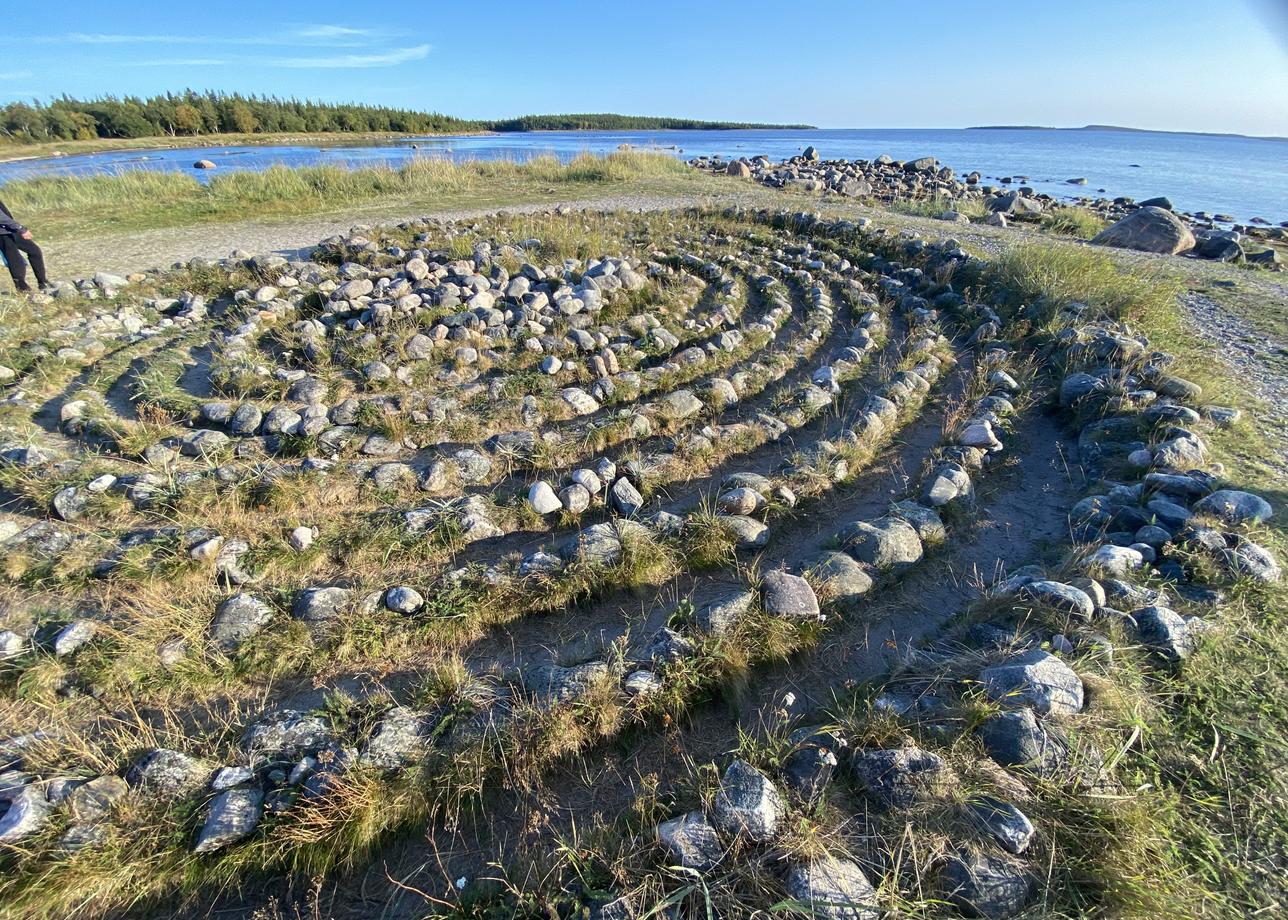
968;123;1285;141
0;91;812;147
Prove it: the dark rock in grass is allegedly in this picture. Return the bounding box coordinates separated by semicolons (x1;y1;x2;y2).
977;709;1067;775
967;795;1036;854
1219;538;1281;583
1015;580;1095;619
1092;206;1195;255
361;706;435;772
641;627;694;665
0;785;48;843
782;728;847;805
67;775;128;823
1194;489;1273;525
179;429;230;457
193;786;264;854
292;586;353;628
851;745;950;810
939;848;1036;919
761;570;821;620
609;476;644;516
240;710;332;761
526;660;612;704
810;552;874;611
980;649;1084;718
694;585;755;634
1132;605;1192;661
126;749;210;800
229;403;263;436
656;810;723;871
59;823;109;852
784;854;880;920
712;759;785;842
51;485;86;521
209;593;274;652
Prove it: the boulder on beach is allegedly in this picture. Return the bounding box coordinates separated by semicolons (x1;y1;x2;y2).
1092;206;1195;255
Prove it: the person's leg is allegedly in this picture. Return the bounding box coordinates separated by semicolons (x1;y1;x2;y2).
0;235;29;292
14;237;47;288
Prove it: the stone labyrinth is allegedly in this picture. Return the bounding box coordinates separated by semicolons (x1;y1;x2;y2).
0;207;1279;918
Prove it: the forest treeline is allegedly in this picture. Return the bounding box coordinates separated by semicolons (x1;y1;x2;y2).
0;92;810;144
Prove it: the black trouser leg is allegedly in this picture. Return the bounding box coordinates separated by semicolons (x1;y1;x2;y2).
0;234;29;292
14;236;47;287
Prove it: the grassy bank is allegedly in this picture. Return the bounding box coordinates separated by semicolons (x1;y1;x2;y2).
0;131;437;164
4;151;706;241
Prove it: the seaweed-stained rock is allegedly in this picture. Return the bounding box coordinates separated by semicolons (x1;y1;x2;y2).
977;709;1067;775
209;593;274;652
656;810;723;871
761;570;820;620
851;745;950;810
939;849;1036;919
967;796;1036;855
981;649;1083;718
193;786;264;854
712;759;784;842
784;855;880;920
126;749;209;800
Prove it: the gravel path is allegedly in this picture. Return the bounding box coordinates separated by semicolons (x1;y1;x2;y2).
1180;289;1288;466
37;192;732;279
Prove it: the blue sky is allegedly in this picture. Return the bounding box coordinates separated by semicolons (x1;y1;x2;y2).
2;0;1286;134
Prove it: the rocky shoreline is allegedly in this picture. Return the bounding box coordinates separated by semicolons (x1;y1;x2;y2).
692;149;1285;267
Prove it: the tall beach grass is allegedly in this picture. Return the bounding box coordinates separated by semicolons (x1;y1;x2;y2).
3;151;696;236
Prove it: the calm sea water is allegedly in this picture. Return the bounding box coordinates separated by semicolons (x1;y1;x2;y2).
2;128;1285;223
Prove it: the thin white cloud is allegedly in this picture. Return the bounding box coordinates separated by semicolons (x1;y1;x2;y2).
122;43;430;70
30;28;385;47
270;44;431;69
0;70;33;80
127;58;232;67
295;25;381;39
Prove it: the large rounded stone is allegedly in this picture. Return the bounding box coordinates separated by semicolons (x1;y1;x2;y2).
761;571;820;620
1092;206;1196;255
